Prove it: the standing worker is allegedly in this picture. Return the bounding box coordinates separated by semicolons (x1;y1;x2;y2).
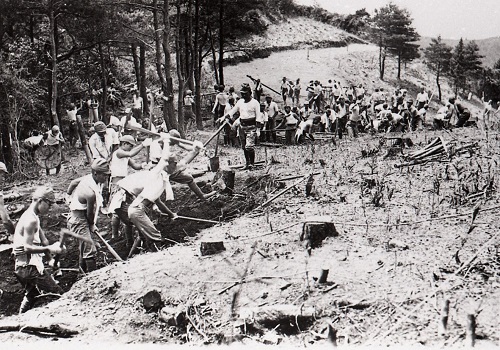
12;186;64;313
219;84;261;170
66;159;110;273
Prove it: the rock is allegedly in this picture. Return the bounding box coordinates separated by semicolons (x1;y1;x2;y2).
142;290;163;312
159;305;186;327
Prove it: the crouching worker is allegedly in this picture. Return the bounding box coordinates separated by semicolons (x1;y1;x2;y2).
13;186;64;313
126;139;181;251
66;159;110;273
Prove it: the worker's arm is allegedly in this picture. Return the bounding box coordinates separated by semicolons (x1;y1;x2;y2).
21;219;62;255
154;199;176;218
67;176;83;196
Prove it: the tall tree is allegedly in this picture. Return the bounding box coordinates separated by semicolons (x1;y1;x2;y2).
424;35;452;101
449;38;484;96
372;3;420;80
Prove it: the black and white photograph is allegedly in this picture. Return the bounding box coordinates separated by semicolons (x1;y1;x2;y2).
0;0;499;348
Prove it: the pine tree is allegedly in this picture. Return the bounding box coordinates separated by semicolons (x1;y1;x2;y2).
424;35;452;101
372;3;420;80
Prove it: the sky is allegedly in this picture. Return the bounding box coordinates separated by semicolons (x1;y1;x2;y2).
295;0;500;40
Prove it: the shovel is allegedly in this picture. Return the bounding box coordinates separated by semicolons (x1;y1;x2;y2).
209;132;221;172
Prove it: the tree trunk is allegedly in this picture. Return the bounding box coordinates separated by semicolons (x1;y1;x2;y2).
152;0;171;129
397;53;401;80
131;43;141;91
49;2;59;127
98;42;108;124
436;68;442;101
193;0;203;129
209;24;219;85
218;0;224;85
0;121;13;172
163;0;177;129
380;52;386;81
175;0;185;135
139;44;149;118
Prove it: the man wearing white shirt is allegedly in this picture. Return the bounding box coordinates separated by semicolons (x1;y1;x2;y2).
416;87;429;110
88;121;119;161
220;84;261;170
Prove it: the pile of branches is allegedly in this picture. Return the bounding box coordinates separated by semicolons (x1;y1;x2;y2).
396;137;479;168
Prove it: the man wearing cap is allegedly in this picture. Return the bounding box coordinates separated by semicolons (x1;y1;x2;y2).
219;83;261;170
264;95;280;143
66;159;110;272
109;135;152;240
13;186;64;313
42;125;65;175
88;121;119;161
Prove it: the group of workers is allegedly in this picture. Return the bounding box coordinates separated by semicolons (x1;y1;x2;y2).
2;104;217;314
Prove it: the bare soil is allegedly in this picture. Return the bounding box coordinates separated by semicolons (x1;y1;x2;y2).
0;45;499;349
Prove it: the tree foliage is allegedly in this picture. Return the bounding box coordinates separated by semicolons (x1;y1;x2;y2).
423;35;452;101
371;3;420;80
450;38;483;95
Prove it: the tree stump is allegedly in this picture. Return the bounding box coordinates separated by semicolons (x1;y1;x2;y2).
200;241;226;256
213;170;235;195
300;217;338;251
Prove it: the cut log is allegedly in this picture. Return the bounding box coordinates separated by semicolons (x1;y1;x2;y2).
239;305;316;333
200;241;226;256
0;324;78;338
300;217;338;249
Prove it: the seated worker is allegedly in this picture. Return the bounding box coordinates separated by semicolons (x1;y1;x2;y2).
450;98;471;127
433;104;453;130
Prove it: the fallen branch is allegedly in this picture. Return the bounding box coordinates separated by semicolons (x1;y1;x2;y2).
256;175;309;209
455;231;500;275
277;172;321;182
0;324;79;338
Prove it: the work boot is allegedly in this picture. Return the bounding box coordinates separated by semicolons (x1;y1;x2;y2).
243;150;250;168
84;258;97;273
248;149;255;166
19;296;34;314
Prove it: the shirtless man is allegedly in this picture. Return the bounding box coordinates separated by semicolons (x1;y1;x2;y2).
66;159;110;272
12;186;64;313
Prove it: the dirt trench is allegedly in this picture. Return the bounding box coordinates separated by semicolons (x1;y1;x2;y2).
0;172;276;317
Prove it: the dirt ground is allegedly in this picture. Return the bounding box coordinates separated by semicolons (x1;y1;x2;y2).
0;45;499;348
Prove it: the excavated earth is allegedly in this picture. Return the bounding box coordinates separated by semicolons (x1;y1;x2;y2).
0;45;499;349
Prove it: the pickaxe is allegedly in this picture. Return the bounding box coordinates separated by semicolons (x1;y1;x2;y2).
122;120;196;146
246;75;281;95
159;212;220;224
49;228;94;270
